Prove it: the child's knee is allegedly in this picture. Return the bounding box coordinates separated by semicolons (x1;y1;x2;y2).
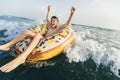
36;33;43;38
24;30;35;36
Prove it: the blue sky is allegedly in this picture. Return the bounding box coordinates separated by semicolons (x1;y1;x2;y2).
0;0;120;30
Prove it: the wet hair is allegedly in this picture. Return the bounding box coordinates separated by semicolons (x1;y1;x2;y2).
51;16;59;22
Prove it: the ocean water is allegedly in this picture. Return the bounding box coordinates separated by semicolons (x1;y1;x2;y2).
0;15;120;80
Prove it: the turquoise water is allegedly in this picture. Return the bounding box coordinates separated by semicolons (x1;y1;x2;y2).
0;16;120;80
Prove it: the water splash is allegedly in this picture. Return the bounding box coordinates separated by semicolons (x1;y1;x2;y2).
66;24;120;77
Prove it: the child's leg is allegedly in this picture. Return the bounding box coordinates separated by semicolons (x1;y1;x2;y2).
0;30;36;51
0;33;43;72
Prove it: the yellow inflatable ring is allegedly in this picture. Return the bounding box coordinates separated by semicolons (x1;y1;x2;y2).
14;24;74;62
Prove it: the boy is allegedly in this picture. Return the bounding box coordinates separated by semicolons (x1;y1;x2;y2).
0;5;76;72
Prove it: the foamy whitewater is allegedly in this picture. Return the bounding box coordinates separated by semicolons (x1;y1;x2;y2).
66;24;120;77
0;15;120;79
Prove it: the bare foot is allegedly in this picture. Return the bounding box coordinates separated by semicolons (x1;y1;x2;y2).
0;56;26;73
0;44;10;51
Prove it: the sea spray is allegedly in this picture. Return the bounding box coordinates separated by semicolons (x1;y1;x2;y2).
66;25;120;77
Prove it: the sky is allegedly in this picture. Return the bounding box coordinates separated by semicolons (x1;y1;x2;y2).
0;0;120;30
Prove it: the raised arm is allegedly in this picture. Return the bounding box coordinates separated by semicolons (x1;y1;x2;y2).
59;7;76;29
46;5;51;25
66;7;76;26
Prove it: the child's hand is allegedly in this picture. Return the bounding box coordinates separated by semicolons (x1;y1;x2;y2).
71;7;76;13
48;5;51;12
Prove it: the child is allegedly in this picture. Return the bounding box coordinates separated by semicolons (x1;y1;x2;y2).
0;5;76;72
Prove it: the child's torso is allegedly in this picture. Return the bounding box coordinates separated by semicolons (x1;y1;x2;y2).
44;26;59;38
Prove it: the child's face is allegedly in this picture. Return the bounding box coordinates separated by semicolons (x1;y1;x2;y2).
51;18;58;27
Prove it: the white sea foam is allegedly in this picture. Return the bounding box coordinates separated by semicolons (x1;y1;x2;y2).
66;25;120;77
0;19;33;41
